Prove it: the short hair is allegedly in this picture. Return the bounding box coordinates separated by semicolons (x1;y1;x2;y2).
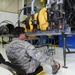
12;27;25;38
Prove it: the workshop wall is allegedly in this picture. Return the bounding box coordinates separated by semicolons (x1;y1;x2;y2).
0;0;19;13
0;11;18;26
0;0;24;26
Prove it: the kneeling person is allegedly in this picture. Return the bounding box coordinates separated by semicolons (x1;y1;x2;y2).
6;26;60;75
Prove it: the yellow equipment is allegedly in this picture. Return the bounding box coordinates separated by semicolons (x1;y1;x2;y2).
22;0;57;34
24;7;49;31
24;13;39;32
24;13;39;38
37;70;46;75
40;0;46;6
38;7;48;30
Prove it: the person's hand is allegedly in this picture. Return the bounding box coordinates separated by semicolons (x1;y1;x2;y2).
58;25;63;29
46;27;51;31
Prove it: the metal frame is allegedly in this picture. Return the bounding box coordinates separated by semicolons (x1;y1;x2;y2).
62;32;75;68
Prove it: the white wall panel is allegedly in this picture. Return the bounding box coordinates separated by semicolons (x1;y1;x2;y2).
0;11;18;26
0;0;24;26
0;0;19;13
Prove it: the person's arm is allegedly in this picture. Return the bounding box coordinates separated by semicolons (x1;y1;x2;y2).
26;44;52;65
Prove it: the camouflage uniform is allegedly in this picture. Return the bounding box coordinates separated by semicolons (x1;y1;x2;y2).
6;38;54;74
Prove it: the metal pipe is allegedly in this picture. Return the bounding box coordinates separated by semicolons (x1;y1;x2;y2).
47;0;50;4
46;0;51;8
17;0;36;26
17;6;29;26
31;0;35;15
56;0;63;4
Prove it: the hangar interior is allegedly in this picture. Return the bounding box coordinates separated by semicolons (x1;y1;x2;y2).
0;0;75;75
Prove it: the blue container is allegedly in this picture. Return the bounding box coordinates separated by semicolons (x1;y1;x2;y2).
59;34;75;48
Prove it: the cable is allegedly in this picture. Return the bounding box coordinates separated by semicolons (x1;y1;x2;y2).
17;2;31;26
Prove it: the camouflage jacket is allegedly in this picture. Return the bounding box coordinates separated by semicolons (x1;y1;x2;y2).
6;38;53;74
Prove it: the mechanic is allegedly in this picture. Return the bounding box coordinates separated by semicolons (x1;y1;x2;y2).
6;26;60;75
